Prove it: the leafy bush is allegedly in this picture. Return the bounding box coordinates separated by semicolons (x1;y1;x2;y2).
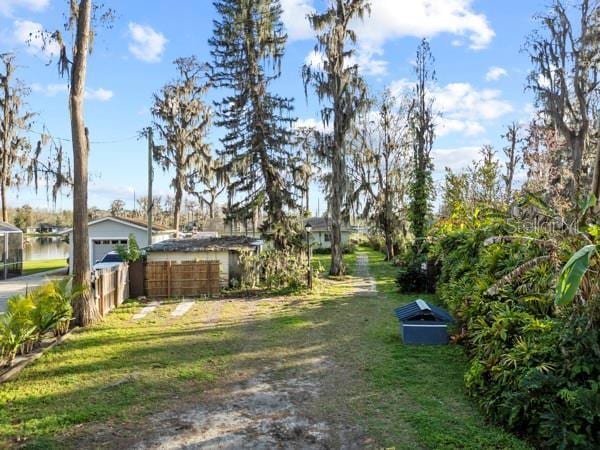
396;262;430;293
0;313;36;367
0;277;78;366
395;245;437;294
430;211;599;449
365;234;385;252
115;234;141;262
239;249;308;291
7;294;36;354
312;243;356;255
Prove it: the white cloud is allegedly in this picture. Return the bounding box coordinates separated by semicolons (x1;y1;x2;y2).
12;19;60;58
348;44;388;76
432;146;481;173
0;0;48;17
31;82;68;96
356;0;494;51
437;118;485;137
435;82;513;121
280;0;315;41
305;46;387;77
287;0;494;76
31;83;114;101
304;50;324;70
128;22;167;63
390;79;512;137
85;88;114;102
485;66;508;81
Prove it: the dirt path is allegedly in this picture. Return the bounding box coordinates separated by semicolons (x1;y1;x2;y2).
353;253;376;295
130;277;374;449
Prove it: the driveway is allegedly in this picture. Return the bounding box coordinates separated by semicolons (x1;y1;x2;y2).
0;268;68;313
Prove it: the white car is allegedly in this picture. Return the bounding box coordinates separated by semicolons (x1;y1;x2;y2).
91;251;124;284
93;251;124;271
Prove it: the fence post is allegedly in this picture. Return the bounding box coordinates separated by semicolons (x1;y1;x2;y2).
167;260;171;298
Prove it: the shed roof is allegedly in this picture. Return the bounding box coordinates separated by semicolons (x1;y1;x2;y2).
0;222;22;233
145;236;261;253
394;299;454;323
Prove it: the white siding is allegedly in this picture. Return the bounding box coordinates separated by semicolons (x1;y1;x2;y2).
146;251;229;286
309;230;350;249
67;218;173;273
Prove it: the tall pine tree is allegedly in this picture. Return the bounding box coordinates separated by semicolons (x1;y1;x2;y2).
209;0;301;248
408;39;435;250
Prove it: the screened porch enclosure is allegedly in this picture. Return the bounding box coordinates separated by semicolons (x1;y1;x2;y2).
0;223;23;279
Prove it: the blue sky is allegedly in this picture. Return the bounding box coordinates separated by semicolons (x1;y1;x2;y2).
0;0;544;212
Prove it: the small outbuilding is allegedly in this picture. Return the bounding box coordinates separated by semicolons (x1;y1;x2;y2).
304;217;352;250
144;236;262;288
394;299;454;345
0;222;23;279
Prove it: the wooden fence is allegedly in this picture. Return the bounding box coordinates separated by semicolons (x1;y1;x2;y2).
145;261;220;298
94;263;129;317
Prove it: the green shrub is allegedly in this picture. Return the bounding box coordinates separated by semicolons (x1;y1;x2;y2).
312;243;356;255
1;278;79;366
115;234;141;262
431;212;599;449
0;313;35;367
7;294;36;354
365;234;385;252
239;249;308;291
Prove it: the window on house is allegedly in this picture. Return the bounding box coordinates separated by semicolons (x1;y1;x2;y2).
324;233;330;242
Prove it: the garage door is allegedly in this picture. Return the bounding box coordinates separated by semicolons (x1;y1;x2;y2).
92;239;128;264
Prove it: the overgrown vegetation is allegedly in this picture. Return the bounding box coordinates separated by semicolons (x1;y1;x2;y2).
238;249;308;291
0;278;79;367
426;202;599;449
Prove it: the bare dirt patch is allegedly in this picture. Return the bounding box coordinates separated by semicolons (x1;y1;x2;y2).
128;293;369;449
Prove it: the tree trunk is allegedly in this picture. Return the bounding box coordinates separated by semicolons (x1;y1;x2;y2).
70;0;100;326
384;228;394;261
330;136;344;275
174;181;182;238
0;184;6;223
1;61;10;223
591;138;600;215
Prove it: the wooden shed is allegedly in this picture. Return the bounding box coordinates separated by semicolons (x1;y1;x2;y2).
144;236;262;290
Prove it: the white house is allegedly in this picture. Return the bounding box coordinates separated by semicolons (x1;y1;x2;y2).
63;216;174;273
305;217;352;250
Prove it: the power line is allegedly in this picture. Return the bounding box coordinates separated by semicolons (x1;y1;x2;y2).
17;125;139;145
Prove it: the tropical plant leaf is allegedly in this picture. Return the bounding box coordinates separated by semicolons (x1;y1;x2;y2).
555;244;597;305
579;193;597;217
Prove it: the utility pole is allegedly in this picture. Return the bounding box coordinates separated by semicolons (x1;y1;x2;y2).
146;128;154;246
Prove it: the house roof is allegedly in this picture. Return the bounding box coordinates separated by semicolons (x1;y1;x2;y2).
145;236;262;253
0;222;22;233
305;217;352;232
62;216;171;234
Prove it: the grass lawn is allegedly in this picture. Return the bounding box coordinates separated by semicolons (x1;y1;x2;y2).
0;246;528;449
22;259;68;276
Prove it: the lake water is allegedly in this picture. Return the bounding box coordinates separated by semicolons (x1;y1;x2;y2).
24;237;70;261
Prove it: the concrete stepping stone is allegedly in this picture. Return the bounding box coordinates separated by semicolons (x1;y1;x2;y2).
133;301;160;320
171;301;194;317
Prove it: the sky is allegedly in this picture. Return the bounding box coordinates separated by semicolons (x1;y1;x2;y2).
0;0;545;213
